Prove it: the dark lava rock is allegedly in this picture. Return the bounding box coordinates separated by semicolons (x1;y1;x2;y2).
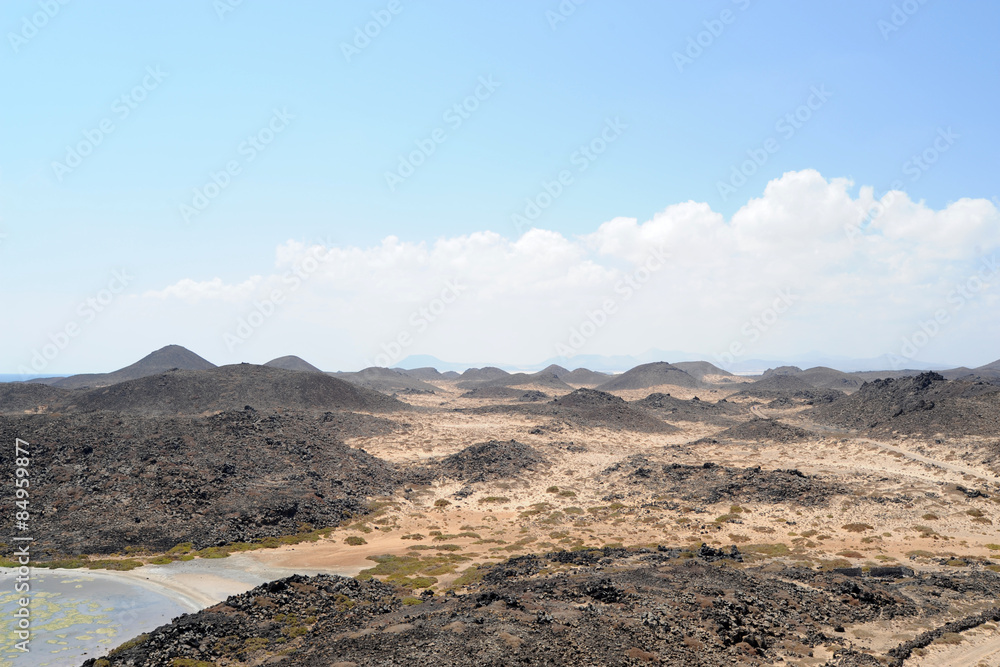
809;372;1000;436
736;374;844;403
633;392;745;425
463;389;678;433
0;382;71;413
0;409;400;556
868;566;914;579
435;439;545;483
595;362;701;390
551;388;628;408
702;417;812;443
84;547;940;667
698;543;743;562
459;385;525;400
602;456;847;505
42;364;409;416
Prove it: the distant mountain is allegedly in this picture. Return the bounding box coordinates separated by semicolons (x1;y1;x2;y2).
506;372;571;390
397;367;458;381
978;358;1000;372
264;355;324;373
759;365;924;391
596;362;700;391
539;352;694;373
796;367;866;391
761;366;861;391
761;366;804;378
29;344;216;390
335;367;439;394
523;365;608;387
400;349;963;375
969;359;1000;379
561;368;609;386
459;367;510;383
458;370;571;391
71;364;405;414
940;359;1000;381
939;366;975;380
736;374;820;398
395;355;474;373
672;361;733;381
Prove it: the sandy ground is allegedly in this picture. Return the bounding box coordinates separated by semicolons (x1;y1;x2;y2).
906;625;1000;666
190;381;1000;603
296;383;1000;575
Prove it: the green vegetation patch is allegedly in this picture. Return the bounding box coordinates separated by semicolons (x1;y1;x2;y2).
407;543;463;552
110;634;150;656
449;565;483;588
357;553;470;590
743;543;791;558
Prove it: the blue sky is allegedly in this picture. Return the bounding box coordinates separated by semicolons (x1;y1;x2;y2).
2;1;998;373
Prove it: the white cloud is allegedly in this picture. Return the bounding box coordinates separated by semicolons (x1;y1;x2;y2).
143;276;262;302
134;170;999;369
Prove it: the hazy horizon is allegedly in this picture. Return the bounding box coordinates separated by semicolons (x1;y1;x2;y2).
4;342;993;379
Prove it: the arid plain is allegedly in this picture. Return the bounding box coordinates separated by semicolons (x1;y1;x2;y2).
4;347;1000;666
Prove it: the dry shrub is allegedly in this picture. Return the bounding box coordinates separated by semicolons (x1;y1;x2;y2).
842;523;874;533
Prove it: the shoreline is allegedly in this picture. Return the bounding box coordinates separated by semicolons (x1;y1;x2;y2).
5;550;361;614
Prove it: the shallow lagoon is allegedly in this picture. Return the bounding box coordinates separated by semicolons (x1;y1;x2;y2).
0;570;191;667
0;557;339;667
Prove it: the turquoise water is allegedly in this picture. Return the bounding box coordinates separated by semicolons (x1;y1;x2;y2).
0;570;191;667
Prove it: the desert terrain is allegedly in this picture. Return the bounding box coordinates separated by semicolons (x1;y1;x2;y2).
4;347;1000;665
